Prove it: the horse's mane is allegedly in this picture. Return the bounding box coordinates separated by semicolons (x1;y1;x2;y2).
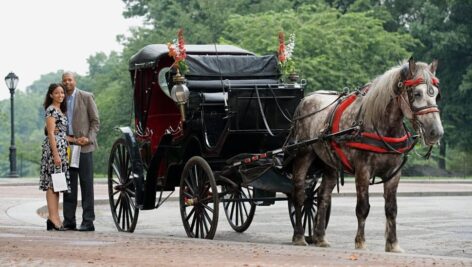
362;61;433;125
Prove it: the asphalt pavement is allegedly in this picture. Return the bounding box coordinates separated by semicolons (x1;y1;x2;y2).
1;177;472;266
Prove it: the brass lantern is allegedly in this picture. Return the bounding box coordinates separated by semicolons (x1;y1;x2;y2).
170;70;190;121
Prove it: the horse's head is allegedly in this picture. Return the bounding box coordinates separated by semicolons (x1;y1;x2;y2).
398;58;444;145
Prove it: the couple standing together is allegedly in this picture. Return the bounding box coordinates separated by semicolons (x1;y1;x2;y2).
39;72;100;232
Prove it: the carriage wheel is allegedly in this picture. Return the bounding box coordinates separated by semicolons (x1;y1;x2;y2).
179;156;219;239
108;138;139;232
222;185;256;233
287;177;331;243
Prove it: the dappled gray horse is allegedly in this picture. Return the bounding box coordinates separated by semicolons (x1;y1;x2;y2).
290;58;443;252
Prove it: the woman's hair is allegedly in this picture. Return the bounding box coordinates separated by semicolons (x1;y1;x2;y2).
43;83;67;113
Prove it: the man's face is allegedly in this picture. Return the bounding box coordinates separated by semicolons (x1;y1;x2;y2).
62;74;76;94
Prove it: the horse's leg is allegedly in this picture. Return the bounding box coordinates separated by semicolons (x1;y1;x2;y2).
384;173;404;253
291;152;314;246
354;168;370;250
313;168;337;247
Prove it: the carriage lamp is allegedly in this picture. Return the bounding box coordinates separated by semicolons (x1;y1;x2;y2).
171;71;190;121
4;72;19;177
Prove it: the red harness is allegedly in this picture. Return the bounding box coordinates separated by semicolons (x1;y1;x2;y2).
330;94;413;173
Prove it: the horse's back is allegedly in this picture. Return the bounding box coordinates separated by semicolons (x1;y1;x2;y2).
294;90;340;139
301;90;340;110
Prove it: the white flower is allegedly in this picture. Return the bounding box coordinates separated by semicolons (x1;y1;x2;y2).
173;39;180;56
285;33;295;60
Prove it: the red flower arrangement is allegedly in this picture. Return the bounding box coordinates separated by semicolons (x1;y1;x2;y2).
167;28;188;74
278;32;286;63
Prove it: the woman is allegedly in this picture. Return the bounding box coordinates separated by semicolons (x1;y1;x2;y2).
39;83;74;231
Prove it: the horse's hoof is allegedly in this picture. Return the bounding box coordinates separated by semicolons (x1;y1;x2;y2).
292;236;308;246
355;242;368;250
386;242;404;253
314;239;331;248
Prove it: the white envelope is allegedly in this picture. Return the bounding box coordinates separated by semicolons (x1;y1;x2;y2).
70;145;81;168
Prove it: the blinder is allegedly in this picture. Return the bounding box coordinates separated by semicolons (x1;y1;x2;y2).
397;76;441;116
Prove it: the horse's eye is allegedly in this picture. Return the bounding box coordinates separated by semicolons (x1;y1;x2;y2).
414;92;422;99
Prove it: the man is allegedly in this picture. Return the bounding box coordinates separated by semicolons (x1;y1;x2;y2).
62;72;100;231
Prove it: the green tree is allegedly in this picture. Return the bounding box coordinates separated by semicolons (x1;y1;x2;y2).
221;5;416;91
81;52;134;174
0;89;44;177
378;0;472;172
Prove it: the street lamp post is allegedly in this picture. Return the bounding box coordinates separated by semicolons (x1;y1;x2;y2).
4;72;19;178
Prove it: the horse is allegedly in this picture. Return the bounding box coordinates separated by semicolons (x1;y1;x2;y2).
289;58;443;252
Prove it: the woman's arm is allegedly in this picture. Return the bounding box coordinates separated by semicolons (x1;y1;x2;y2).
46;116;61;167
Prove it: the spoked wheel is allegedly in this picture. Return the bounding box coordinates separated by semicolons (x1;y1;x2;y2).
288;176;331;243
180;156;219;239
222;185;256;232
108;138;139;232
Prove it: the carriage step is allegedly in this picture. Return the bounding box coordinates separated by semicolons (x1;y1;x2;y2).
248;168;293;194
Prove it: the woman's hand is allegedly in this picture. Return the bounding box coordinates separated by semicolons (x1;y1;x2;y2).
67;136;75;143
53;154;61;167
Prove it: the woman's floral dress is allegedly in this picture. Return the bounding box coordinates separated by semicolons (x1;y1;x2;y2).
39;106;70;192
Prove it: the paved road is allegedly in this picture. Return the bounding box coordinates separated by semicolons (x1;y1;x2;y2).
1;178;472;266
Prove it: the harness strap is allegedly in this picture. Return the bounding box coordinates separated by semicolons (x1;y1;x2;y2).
328;91;415;174
346;133;412;153
330;94;357;173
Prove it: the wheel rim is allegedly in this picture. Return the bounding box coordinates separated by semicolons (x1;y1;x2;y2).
288;188;317;237
223;185;256;232
288;177;330;238
108;139;139;232
180;156;219;239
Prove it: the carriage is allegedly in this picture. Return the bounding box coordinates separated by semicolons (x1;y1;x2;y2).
107;41;444;252
107;43;333;239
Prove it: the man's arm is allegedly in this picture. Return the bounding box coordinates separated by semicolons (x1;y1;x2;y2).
86;93;100;145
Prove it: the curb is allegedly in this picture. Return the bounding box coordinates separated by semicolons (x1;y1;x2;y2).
36;189;472;219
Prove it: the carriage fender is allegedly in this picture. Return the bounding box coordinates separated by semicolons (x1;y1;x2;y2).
117;126;145;208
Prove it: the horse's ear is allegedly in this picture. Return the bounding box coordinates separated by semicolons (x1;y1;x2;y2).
408;57;416;78
430;59;438;75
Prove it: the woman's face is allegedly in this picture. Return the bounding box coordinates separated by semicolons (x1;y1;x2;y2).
50;86;65;104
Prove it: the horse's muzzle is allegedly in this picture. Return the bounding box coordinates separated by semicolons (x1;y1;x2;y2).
426;124;444;144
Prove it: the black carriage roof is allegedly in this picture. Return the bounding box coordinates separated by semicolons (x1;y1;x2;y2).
129;44;254;70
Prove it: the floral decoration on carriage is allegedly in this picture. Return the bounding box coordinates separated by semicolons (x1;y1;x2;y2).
167;28;188;75
167;28;190;121
277;32;298;82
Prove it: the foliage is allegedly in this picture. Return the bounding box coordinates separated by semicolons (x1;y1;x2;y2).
374;0;472;154
1;0;471;176
221;5;415;91
83;52;134;175
0;90;44;176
